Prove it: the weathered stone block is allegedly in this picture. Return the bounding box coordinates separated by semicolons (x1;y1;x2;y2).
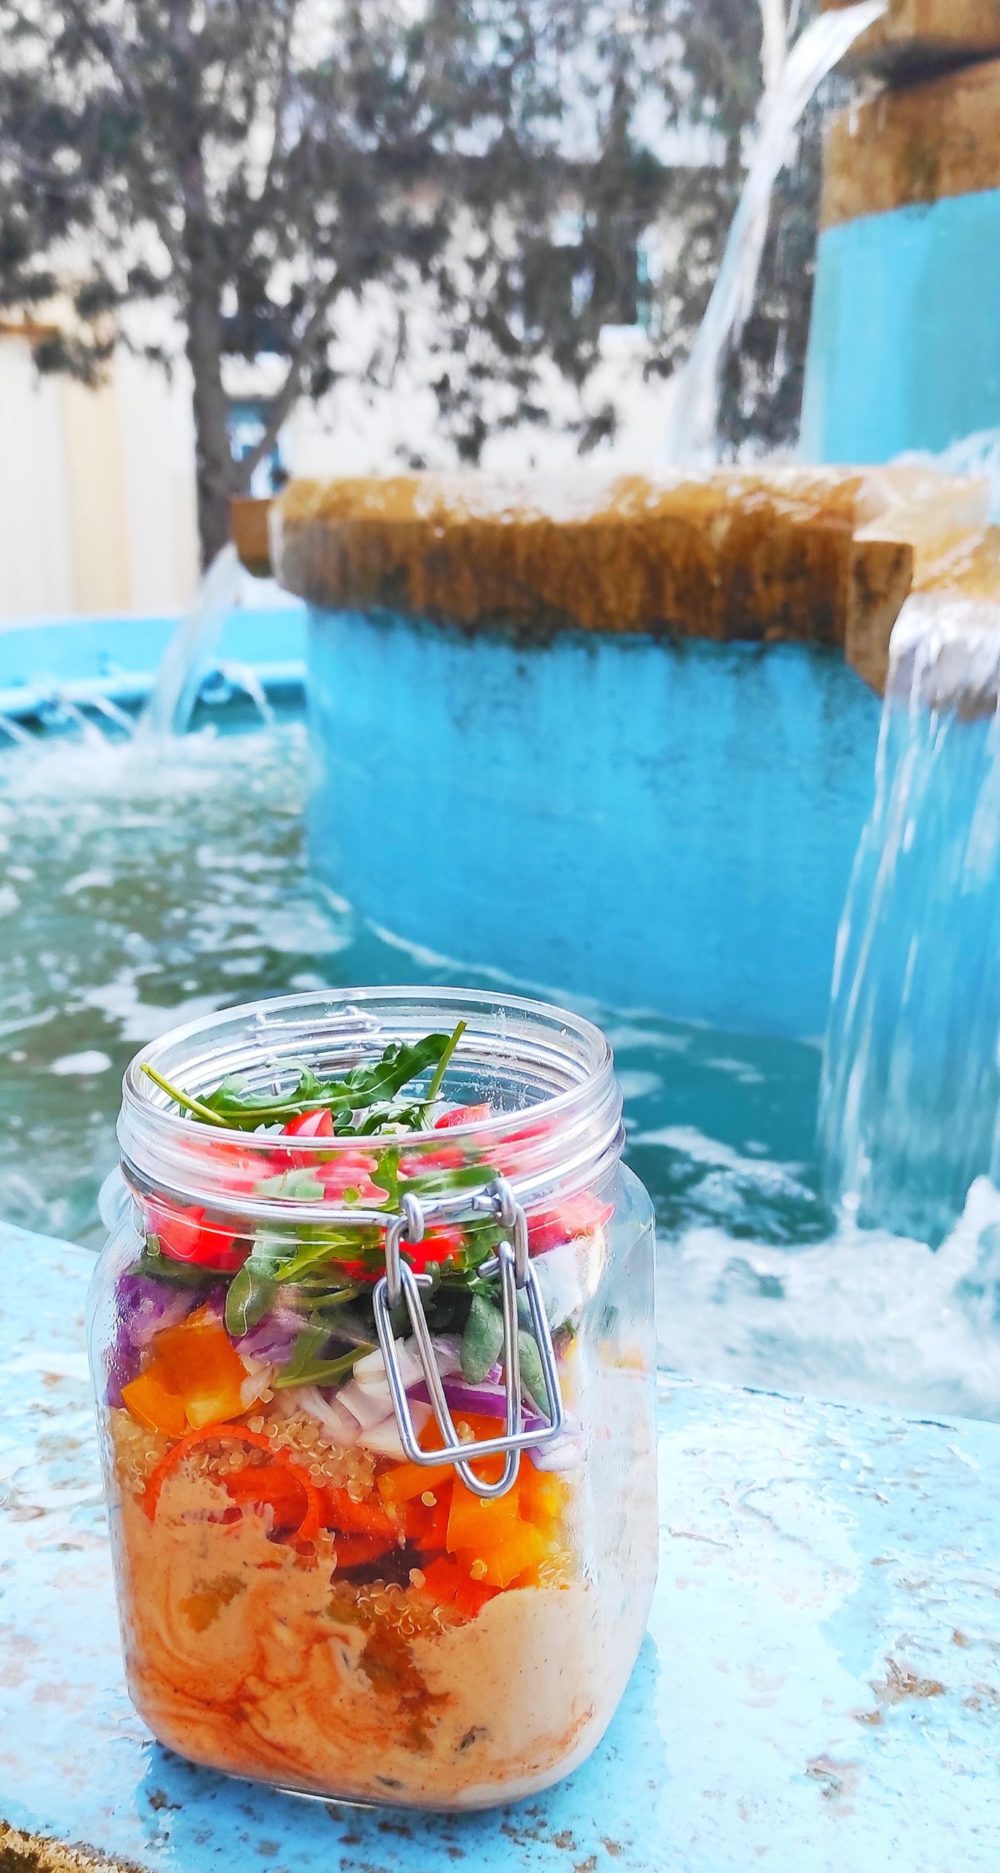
821;0;1000;77
822;58;1000;225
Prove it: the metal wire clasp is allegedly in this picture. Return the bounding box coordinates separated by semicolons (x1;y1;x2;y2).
372;1176;565;1500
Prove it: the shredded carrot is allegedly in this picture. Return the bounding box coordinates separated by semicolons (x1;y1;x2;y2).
142;1423;323;1542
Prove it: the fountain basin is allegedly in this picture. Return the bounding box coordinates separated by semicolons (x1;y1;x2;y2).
271;467;984;1039
0;603;305;728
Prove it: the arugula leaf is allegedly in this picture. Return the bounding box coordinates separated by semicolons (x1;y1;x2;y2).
137;1238;218;1289
224;1226;289;1335
225;1261;277;1336
271;1327;373;1390
199;1031;459;1131
399;1161;494;1198
273;1228;376;1284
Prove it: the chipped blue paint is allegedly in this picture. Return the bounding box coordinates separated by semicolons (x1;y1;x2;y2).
2;1224;999;1872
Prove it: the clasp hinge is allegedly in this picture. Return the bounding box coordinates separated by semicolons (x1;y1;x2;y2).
372;1176;565;1499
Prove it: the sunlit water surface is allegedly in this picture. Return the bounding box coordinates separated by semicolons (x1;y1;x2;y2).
3;720;999;1420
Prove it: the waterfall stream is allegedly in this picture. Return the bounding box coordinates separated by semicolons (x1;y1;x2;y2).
821;596;1000;1246
659;0;885;467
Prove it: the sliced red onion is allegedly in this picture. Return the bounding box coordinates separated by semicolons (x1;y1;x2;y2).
106;1272;196;1405
410;1375;583;1473
337;1376;399;1430
526;1426;584;1472
411;1374;549;1434
292;1385;359;1445
236;1306;303;1363
358;1401;431;1459
116;1272;195;1349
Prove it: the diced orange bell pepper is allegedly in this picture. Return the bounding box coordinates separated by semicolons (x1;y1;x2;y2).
519;1467;568;1530
377;1458;456;1505
151;1310;248;1428
404;1488;451;1551
446;1475;524;1556
455;1519;549;1590
121;1368;188;1438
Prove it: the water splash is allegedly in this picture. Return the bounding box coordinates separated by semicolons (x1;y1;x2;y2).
660;0;885;467
0;713;31;747
820;595;1000;1246
208;660;276;728
141;543;242;736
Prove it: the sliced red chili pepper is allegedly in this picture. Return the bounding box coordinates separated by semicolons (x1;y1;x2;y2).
323;1485;397;1539
143;1423;324;1542
224;1463;308;1532
333;1533;397;1571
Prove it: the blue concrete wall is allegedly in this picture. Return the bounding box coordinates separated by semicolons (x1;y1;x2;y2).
802;189;1000;462
308;610;880;1041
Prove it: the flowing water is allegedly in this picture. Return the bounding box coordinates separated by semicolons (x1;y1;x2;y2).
141;543;243;736
5;714;1000;1420
821;597;1000;1249
659;0;885;466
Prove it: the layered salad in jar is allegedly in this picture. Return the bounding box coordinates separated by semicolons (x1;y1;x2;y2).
93;1017;656;1808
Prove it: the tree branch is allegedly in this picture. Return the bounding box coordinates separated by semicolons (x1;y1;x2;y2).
237;269;342;482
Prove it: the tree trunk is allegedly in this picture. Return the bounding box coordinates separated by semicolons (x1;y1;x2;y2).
184;277;233;568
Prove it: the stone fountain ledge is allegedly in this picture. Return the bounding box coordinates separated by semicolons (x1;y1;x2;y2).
2;1222;998;1873
232;465;998;695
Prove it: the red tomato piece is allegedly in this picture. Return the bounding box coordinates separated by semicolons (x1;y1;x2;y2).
398;1145;466;1176
145;1201;247;1272
433;1103;492;1130
282;1108;335;1139
527;1192;614;1254
407;1226;464;1274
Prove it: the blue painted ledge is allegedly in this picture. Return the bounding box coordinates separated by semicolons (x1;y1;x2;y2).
1;1224;998;1872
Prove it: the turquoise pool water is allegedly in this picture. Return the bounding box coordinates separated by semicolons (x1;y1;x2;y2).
4;715;999;1418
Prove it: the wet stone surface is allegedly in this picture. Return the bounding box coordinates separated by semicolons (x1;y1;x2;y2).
1;1225;998;1873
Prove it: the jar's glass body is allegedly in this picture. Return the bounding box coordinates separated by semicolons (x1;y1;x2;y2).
88;989;657;1811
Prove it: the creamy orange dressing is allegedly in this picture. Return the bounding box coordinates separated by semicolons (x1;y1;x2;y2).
106;1377;655;1808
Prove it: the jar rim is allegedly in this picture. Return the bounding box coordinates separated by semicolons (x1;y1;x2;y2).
118;986;623;1220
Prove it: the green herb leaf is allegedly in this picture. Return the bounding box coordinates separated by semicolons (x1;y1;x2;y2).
399;1161;493;1198
254;1169;325;1201
200;1033;458;1131
271;1327;373;1390
225;1261;277;1336
461;1293;504;1382
422;1019;466;1107
135;1242;218;1289
140;1064;234;1128
517;1330;551;1415
273;1228;376;1283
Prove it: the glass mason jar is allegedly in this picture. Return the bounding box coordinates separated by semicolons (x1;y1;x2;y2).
88;987;658;1810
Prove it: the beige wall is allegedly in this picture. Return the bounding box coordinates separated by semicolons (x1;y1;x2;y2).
0;331;199;620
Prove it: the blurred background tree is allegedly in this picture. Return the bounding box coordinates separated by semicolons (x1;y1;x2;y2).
0;0;821;565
